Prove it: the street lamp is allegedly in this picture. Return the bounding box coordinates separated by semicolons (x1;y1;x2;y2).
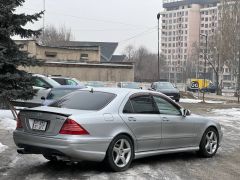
157;13;161;81
200;33;208;103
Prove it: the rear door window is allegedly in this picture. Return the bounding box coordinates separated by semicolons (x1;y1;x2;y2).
128;95;159;114
50;90;116;110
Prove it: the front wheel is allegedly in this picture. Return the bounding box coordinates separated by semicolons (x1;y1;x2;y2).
105;135;134;172
199;127;219;157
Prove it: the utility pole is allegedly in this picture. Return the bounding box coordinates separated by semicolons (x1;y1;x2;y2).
42;0;46;40
157;13;161;81
200;34;208;103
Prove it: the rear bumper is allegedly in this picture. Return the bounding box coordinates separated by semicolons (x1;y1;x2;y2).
13;130;112;162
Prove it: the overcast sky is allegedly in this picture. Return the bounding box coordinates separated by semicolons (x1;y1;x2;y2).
17;0;163;54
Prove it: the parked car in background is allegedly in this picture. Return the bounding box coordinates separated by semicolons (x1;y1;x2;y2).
48;76;85;87
117;82;141;89
32;74;61;89
151;81;180;102
200;83;217;93
41;86;85;106
14;88;222;172
85;81;105;87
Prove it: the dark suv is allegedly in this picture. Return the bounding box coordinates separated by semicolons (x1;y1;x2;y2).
151;82;180;102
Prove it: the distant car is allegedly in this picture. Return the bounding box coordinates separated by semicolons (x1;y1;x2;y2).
85;81;105;87
200;83;216;93
151;82;180;102
14;88;222;172
117;82;141;89
32;74;61;89
41;86;85;106
49;76;85;87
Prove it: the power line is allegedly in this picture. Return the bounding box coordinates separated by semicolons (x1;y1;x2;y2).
119;26;157;44
21;7;151;28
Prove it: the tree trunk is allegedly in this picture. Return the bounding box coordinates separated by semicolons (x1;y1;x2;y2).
4;98;17;120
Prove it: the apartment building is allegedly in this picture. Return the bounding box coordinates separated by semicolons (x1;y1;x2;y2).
161;0;220;83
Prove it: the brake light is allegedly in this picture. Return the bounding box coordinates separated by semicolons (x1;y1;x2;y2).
59;119;89;135
16;114;23;129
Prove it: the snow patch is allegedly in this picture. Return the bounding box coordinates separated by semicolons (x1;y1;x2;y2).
0;142;8;153
0;110;16;130
180;98;224;104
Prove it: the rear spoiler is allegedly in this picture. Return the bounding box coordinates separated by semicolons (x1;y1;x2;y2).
19;109;71;117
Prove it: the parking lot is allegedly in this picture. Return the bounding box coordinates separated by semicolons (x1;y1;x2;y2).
0;101;240;180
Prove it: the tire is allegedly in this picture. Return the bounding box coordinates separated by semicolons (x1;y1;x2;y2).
43;154;58;162
199;127;219;158
105;135;134;172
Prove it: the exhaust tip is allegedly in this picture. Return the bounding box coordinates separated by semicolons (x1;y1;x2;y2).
17;148;26;154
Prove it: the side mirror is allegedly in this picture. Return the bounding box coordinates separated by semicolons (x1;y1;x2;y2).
41;96;46;100
181;109;191;117
42;85;51;89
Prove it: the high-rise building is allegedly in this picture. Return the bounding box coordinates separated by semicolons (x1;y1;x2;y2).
161;0;219;83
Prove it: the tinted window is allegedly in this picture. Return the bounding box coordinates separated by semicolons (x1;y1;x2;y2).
50;91;116;110
130;95;158;114
153;96;181;115
52;78;66;85
123;100;134;113
47;89;77;100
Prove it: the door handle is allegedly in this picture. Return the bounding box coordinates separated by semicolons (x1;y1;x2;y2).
162;117;169;122
128;117;137;122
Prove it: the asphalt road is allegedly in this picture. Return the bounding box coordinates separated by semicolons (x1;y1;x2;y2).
0;103;240;180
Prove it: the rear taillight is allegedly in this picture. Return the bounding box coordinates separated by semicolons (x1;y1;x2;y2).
16;114;23;129
59;119;89;135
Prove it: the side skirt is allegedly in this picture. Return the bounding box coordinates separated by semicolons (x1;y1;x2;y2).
134;147;199;159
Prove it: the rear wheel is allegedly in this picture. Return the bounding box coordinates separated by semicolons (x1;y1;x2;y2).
105;135;134;172
199;127;219;157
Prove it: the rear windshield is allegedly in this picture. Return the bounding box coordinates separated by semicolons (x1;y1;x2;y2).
47;89;77;100
49;90;116;110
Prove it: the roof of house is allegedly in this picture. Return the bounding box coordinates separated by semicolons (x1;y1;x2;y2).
51;41;118;62
110;55;127;63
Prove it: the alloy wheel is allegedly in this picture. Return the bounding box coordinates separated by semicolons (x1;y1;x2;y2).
112;139;132;168
205;131;218;154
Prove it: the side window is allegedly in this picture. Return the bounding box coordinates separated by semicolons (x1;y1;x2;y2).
153;96;181;115
67;79;78;86
123;100;134;113
34;77;49;88
130;95;159;114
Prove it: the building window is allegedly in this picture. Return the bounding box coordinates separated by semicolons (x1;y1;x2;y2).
80;53;89;61
45;51;57;58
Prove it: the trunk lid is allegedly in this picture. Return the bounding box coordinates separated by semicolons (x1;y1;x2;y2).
18;106;93;136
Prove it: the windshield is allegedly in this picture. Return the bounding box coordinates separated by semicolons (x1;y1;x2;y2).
156;82;175;90
50;90;116;110
42;76;61;87
122;82;140;89
47;89;77;100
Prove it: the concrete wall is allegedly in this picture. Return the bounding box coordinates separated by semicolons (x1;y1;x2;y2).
21;63;134;82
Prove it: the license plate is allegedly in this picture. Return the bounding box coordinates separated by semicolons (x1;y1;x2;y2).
31;119;47;131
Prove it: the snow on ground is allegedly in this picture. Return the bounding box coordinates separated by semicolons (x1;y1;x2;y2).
0;142;8;153
210;108;240;153
0;110;16;130
180;98;224;104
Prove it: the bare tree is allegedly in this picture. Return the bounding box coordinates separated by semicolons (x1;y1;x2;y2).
36;25;74;46
122;45;167;82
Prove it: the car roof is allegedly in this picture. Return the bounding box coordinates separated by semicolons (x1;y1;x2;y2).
51;85;84;89
79;87;160;96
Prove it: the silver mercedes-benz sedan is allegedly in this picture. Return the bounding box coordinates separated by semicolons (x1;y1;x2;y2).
13;88;223;171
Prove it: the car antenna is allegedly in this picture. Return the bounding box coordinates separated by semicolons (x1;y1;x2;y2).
90;88;94;93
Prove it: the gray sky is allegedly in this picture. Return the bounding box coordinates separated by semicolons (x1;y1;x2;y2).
17;0;163;54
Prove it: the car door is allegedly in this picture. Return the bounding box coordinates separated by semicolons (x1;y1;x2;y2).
119;94;162;152
152;95;197;149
